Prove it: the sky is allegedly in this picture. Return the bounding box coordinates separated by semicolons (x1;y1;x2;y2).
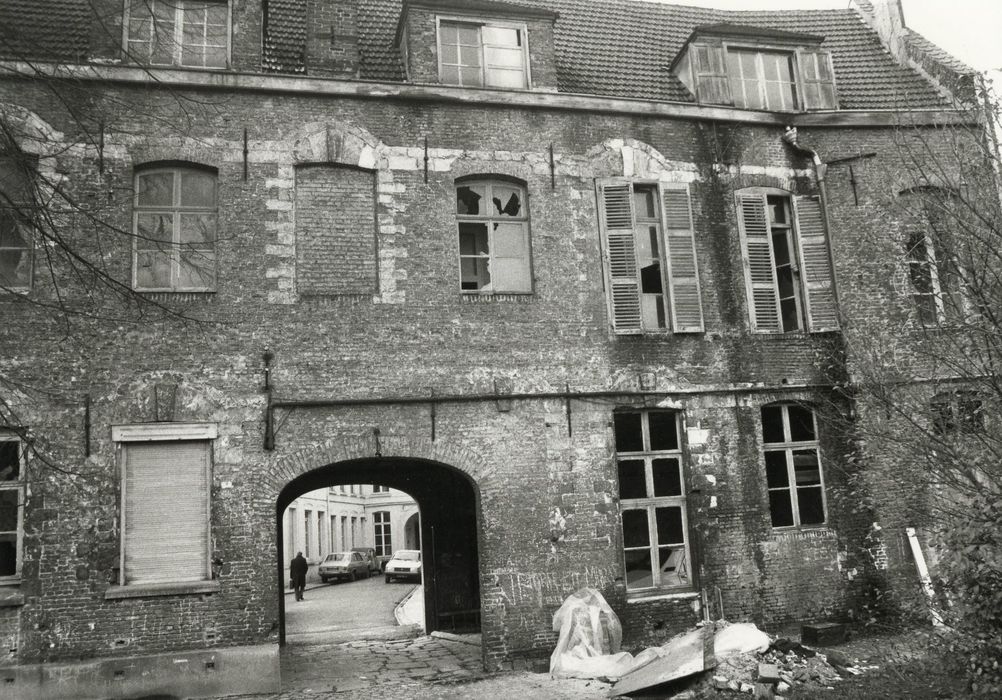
643;0;1002;74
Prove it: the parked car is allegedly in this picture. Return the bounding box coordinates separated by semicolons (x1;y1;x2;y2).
350;546;381;574
384;549;421;583
318;551;370;583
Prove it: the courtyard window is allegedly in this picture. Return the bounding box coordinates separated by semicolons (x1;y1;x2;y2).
614;411;693;593
438;20;528;88
596;180;704;334
456;178;532;293
374;511;391;557
761;404;826;528
931;391;984;435
113;424;215;587
133;165;217;292
0;155;34;291
0;435;25;581
737;189;837;333
126;0;229;69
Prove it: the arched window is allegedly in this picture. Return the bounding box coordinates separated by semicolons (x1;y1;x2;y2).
456;178;532;293
133;165;217;292
761;403;826;527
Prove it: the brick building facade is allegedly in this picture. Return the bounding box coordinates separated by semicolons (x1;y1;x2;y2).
0;0;985;696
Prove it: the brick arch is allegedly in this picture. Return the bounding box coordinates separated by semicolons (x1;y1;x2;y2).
0;103;64;152
586;138;699;181
290;121;384;168
260;435;496;502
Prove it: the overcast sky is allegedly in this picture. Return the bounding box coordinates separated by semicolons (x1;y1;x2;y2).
642;0;1001;73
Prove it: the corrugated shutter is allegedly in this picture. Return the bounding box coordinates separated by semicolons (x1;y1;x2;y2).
661;184;704;333
124;441;210;584
691;42;733;106
737;193;782;333
794;195;838;331
798;49;838;110
597;179;642;334
491;221;532;292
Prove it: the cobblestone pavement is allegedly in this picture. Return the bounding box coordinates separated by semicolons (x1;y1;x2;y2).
222;632;612;699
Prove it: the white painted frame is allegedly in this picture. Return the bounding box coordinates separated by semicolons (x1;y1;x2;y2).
0;435;25;583
122;0;232;70
435;15;532;90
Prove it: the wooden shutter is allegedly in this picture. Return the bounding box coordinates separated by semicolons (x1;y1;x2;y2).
737;193;782;333
597;179;642;334
661;184;704;333
124;441;210;585
798;49;837;110
691;42;733;105
794;195;838;331
491;221;532;292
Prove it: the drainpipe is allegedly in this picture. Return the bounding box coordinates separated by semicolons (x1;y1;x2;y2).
781;126;842;316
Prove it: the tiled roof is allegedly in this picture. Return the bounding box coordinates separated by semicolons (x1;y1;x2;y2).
0;0;89;62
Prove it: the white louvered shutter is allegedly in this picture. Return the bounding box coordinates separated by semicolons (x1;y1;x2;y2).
737;193;782;333
661;184;704;332
124;441;210;584
597;179;642;334
794;195;838;331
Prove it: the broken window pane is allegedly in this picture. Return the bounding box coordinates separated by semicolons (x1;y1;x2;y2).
621;510;650;548
491;187;521;217
658;546;688;587
764;451;788;488
617;460;646;499
648;412;678;451
787;405;816;441
456;185;484;215
769;490;794;527
652;458;681;497
761;406;785;443
655;507;684;545
613;412;643;452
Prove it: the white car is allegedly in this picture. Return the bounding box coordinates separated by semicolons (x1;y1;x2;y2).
384;549;421;583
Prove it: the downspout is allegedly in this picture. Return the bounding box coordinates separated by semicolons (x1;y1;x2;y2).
782;126;842;316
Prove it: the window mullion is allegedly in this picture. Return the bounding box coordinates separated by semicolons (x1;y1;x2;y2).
173;3;185;65
786;448;801;526
647;505;659;587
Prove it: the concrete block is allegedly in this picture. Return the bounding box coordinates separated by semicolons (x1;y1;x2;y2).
757;663;782;683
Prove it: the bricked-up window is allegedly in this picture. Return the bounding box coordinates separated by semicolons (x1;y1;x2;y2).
295;164;377;296
0;436;25;581
133;165;217;291
126;0;229;69
596;179;703;334
614;411;693;593
931;391;984;435
761;404;826;528
118;434;212;585
737;189;837;333
373;511;392;557
0;154;35;291
438;20;529;88
456;178;532;293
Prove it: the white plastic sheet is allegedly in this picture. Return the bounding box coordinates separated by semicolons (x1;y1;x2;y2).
549;587;636;679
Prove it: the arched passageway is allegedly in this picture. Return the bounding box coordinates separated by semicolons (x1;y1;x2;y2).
275;457;480;644
404;512;421;549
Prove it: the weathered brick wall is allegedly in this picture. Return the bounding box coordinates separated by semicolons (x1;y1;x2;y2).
294;164;378;295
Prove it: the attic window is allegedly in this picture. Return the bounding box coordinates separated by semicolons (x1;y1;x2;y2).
728;49;798;111
438;19;529;89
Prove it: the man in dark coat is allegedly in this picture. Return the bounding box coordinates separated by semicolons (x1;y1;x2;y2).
290;551;308;601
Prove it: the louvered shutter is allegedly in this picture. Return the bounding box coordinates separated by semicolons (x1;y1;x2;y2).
691;42;733;106
597;179;642;334
793;195;838;331
661;184;704;332
491;221;532;292
737;193;782;333
798;49;837;110
124;441;210;584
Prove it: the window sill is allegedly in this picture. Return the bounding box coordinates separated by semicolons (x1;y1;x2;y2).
137;291;217;303
104;580;220;600
460;292;535;303
0;586;25;607
627;590;699;604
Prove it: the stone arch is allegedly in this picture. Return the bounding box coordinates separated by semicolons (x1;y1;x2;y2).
261;434;497;503
586;137;700;182
0;103;64;155
291;120;383;169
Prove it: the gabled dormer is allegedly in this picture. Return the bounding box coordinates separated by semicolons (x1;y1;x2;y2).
395;0;559;91
671;24;838;111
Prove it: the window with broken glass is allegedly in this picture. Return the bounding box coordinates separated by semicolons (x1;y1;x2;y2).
615;411;693;593
0;435;25;581
126;0;229;69
438;19;529;88
761;404;826;528
456;179;532;293
133;165;217;292
0;155;34;291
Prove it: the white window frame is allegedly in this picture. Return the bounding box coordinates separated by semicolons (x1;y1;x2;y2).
112;422;216;588
456;178;533;294
615;411;694;595
123;0;231;69
727;47;799;111
761;404;827;529
373;511;392;557
436;16;532;89
0;434;26;583
132;165;218;292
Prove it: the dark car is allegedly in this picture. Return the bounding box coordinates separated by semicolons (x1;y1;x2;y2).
350;546;381;574
384;549;421;583
318;551;370;583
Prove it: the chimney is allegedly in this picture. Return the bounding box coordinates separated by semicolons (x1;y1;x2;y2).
851;0;907;63
306;0;360;78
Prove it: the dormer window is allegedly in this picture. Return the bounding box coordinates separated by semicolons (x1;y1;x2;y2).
438;19;529;88
673;25;837;112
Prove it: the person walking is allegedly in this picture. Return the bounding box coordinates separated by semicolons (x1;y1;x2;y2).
290;551;308;601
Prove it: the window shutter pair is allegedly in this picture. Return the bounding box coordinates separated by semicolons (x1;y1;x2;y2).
691;42;733;106
736;193;838;332
597;179;704;334
798;49;838;110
